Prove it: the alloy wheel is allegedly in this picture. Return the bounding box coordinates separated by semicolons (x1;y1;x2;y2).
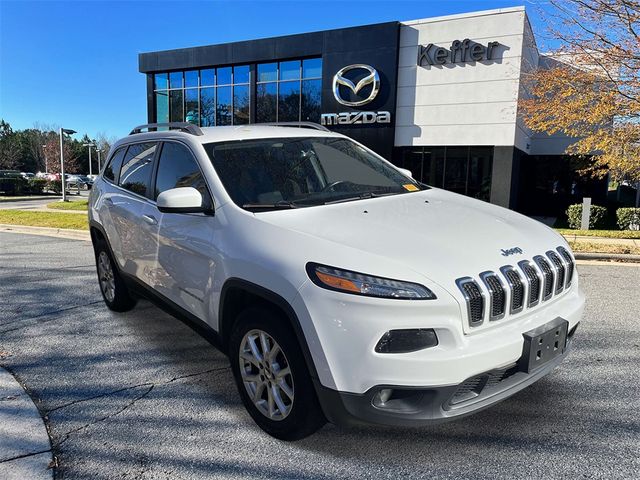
239;329;294;421
97;251;116;302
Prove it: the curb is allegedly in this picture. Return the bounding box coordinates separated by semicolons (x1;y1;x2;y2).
0;196;61;203
0;367;53;479
0;224;90;241
574;252;640;262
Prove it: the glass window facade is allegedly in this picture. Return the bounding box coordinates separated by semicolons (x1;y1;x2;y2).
256;58;322;123
394;146;493;202
153;58;321;127
154;64;252;127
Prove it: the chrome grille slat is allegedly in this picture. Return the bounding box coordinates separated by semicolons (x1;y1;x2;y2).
557;246;575;288
500;266;524;314
546;251;565;294
518;260;541;307
533;255;554;301
480;271;506;320
456;277;485;327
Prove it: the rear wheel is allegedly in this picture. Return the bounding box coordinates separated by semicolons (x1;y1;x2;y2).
94;239;136;312
229;307;326;440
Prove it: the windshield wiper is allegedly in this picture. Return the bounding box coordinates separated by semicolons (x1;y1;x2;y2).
324;191;399;205
242;201;298;211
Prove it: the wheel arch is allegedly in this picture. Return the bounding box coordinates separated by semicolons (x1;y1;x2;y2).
219;278;319;380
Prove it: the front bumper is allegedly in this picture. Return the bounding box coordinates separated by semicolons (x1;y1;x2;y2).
315;323;578;427
293;280;585;393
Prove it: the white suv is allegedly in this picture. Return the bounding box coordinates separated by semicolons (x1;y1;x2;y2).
88;122;585;440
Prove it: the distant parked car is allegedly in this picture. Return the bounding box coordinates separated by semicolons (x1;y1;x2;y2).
63;175;82;195
67;174;93;190
20;172;35;179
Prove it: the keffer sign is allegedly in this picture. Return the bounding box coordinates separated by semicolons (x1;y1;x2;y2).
321;64;391;126
418;39;500;66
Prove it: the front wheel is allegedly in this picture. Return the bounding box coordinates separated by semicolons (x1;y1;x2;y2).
229;307;326;440
94;239;136;312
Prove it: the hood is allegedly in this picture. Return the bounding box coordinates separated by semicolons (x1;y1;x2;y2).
252;188;566;287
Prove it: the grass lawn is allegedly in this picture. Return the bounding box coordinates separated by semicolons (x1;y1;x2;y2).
0;210;88;230
556;229;640;239
568;241;640;255
46;199;88;211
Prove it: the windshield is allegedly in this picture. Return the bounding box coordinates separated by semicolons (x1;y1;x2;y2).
204;136;425;210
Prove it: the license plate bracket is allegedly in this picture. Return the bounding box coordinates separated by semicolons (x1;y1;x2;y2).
519;317;569;373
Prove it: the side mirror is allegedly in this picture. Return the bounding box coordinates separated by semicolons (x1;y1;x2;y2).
397;167;413;179
157;187;205;214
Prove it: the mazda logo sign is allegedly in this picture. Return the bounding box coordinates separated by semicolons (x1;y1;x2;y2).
332;64;380;107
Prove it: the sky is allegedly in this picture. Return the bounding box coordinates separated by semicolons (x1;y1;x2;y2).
0;0;552;140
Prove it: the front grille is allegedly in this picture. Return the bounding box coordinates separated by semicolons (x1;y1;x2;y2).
534;255;554;301
448;364;518;407
519;260;541;307
456;246;572;329
557;246;575;288
449;377;483;405
501;266;524;313
547;251;565;294
456;278;484;326
481;272;506;320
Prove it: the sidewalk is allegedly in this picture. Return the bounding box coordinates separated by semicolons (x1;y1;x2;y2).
0;367;53;480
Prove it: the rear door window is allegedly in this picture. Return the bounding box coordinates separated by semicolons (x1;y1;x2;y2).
103;147;127;183
119;143;157;198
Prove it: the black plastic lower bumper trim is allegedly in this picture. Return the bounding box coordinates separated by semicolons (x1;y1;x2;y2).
314;325;577;428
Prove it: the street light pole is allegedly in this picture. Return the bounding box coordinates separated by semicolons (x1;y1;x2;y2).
59;127;77;202
83;143;96;176
41;144;48;174
97;149;102;172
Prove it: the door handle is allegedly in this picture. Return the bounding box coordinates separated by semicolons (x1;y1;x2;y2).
142;214;157;225
105;197;113;205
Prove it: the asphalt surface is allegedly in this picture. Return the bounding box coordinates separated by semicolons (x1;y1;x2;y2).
0;192;88;211
0;231;639;479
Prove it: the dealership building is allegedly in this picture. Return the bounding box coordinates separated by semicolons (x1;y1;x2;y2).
139;6;604;214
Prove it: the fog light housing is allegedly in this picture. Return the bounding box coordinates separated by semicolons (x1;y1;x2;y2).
375;388;394;406
375;328;438;353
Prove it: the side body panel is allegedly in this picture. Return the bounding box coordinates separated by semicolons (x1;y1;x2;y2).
146;206;219;322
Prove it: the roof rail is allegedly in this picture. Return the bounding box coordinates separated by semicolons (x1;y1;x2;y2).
259;122;330;132
129;122;204;136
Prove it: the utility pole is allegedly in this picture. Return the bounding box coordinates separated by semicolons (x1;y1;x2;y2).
59;128;76;202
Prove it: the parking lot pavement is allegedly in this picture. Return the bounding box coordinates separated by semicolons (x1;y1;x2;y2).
0;192;89;211
0;231;639;479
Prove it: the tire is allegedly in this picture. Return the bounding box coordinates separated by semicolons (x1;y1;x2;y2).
94;238;136;312
229;307;326;440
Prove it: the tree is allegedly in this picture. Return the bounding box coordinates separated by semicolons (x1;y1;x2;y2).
519;0;640;205
41;135;78;175
0;120;22;169
95;132;116;171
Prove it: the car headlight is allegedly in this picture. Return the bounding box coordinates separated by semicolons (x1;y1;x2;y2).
306;263;436;300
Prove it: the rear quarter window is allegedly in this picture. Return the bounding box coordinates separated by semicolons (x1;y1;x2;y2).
119;143;157;198
103;147;127;183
